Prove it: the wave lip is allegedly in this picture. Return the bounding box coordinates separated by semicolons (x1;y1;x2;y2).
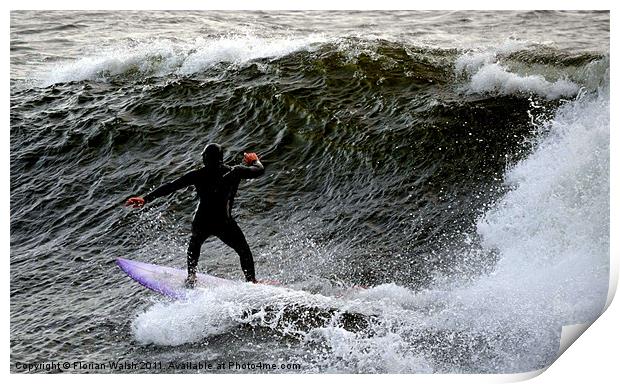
177;35;326;75
40;34;328;86
39;36;592;102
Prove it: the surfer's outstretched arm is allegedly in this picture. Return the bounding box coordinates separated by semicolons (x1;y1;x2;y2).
144;170;197;203
125;170;197;208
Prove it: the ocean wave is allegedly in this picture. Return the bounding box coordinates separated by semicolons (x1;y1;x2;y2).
129;74;609;372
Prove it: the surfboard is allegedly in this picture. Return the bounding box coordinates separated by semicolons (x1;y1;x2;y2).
116;257;237;299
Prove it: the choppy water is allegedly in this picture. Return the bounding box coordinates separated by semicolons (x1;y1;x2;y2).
10;10;610;373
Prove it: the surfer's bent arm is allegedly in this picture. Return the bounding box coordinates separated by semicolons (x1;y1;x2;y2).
143;170;197;203
234;152;265;179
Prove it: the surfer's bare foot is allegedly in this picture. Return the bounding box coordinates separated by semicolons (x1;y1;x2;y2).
184;274;197;288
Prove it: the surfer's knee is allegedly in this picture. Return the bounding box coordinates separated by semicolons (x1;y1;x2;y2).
186;234;205;275
187;239;199;255
234;241;253;260
187;232;206;254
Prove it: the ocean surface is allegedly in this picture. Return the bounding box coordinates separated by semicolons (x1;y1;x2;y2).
10;10;610;373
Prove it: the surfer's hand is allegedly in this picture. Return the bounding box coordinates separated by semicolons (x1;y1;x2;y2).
243;152;259;165
125;196;145;208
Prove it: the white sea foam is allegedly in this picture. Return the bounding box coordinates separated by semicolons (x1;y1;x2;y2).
466;63;580;99
455;41;581;99
454;39;528;75
132;282;371;346
441;83;609;370
475;84;610;323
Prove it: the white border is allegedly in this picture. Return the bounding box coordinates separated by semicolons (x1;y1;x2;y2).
4;2;617;383
3;0;616;10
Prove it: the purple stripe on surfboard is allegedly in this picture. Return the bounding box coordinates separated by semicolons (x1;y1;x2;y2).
115;258;235;299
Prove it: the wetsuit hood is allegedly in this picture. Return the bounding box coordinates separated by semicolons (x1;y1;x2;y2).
202;143;223;167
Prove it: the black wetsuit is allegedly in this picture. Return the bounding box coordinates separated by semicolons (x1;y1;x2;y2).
143;161;264;282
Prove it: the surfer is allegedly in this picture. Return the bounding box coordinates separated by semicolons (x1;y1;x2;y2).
125;143;265;288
